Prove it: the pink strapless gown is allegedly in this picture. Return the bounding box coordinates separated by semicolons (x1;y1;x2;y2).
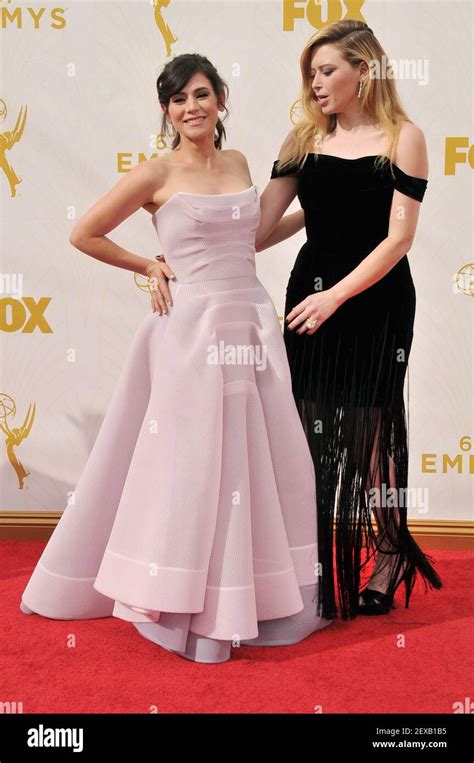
21;185;321;642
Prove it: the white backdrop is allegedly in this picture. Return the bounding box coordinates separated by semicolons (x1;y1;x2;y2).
0;0;472;522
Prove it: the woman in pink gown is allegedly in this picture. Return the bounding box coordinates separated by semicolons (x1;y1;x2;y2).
20;54;333;663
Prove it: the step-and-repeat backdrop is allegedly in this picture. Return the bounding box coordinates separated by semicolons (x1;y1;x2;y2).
1;1;472;522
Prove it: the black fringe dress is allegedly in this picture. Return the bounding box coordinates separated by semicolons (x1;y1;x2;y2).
270;153;443;620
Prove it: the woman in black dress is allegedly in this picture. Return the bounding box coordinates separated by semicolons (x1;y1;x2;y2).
258;20;442;621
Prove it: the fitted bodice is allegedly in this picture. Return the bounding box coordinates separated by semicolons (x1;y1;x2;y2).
151;185;260;283
271;153;428;266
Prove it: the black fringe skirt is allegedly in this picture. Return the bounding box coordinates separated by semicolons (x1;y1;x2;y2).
283;257;443;620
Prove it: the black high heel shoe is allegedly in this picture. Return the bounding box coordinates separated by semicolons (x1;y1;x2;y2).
358;548;413;616
358;587;394;615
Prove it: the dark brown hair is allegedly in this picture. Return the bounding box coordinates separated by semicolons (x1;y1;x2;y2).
157;53;230;150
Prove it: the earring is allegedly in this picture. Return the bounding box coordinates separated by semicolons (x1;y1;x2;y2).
358;80;363;98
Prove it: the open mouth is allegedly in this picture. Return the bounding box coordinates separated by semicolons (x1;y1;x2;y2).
184;116;206;125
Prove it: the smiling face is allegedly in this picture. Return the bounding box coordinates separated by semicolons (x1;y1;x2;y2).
163;71;224;142
308;43;366;115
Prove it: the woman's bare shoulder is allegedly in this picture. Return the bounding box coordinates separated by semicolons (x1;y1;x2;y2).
140;156;170;213
222;149;252;180
395;122;428;178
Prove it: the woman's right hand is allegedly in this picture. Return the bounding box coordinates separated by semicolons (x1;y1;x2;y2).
145;257;176;315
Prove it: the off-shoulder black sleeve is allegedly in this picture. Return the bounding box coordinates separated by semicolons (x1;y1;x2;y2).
392;164;428;201
270;159;300;179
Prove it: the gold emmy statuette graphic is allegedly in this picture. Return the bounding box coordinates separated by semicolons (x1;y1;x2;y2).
134;270;155;294
454;264;474;297
153;0;177;57
0;394;35;489
290;100;303;125
0;99;27;197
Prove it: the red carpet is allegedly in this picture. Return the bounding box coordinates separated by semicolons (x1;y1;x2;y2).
3;541;473;713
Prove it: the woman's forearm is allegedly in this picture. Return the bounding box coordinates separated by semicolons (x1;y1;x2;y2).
256;209;305;252
70;234;153;277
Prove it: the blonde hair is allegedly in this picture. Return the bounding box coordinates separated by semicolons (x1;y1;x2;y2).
276;20;414;178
